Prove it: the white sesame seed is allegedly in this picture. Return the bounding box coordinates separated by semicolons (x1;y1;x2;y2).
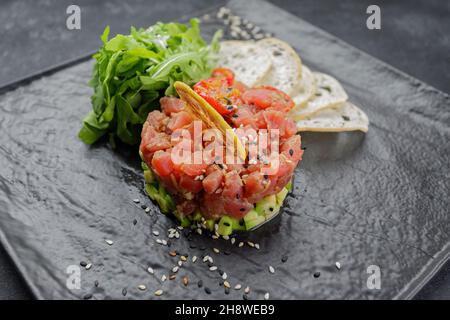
209;266;218;271
196;228;202;235
222;272;228;280
264;292;270;300
247;241;255;247
231;238;236;245
138;284;146;291
133;199;140;203
255;243;260;250
213;248;220;254
212;235;219;240
180;256;187;262
244;286;250;294
238;242;244;248
203;255;210;263
161;239;167;246
147;267;154;274
208;257;214;264
105;239;114;245
156;239;163;244
223;281;230;288
192;256;198;263
269;266;275;274
85;263;92;270
145;207;150;213
154;289;163;296
152;230;160;236
177;226;183;230
161;274;167;282
223;235;230;240
336;262;341;270
172;266;179;273
175;232;180;239
234;284;242;290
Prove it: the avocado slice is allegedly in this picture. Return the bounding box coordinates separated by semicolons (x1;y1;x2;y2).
255;194;277;217
243;209;266;230
217;216;233;236
143;169;155;184
276;187;289;205
205;219;215;232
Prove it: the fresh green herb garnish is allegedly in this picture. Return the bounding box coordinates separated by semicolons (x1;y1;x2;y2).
79;19;221;145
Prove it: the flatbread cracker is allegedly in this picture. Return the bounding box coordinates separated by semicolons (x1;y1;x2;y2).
218;40;272;86
296;102;369;132
292;65;316;107
256;38;302;95
290;72;348;119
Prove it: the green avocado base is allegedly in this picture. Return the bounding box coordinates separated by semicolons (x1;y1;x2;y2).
142;163;291;236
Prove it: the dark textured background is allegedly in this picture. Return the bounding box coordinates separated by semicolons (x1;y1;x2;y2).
0;0;448;299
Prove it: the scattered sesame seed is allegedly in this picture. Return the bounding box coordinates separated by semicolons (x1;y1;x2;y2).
145;207;150;213
243;294;249;300
138;284;146;291
238;242;244;247
225;287;230;294
197;280;203;288
94;280;99;287
133;219;137;225
223;281;231;288
152;230;160;236
180;255;187;262
177;261;183;267
268;266;275;274
247;241;255;247
192;256;198;263
122;288;127;296
161;275;167;282
169;274;176;280
196;228;202;235
147;267;154;274
172;266;179;273
244;286;250;294
264;292;270;300
161;239;167;246
209;266;218;271
105;239;114;246
255;243;260;250
183;276;189;286
231;238;236;245
85;263;92;270
313;271;321;278
80;261;87;267
213;248;220;254
222;272;228;280
154;289;163;296
204;287;211;294
335;262;341;270
281;255;288;263
133;199;140;203
169;250;177;257
223;235;230;240
234;284;242;290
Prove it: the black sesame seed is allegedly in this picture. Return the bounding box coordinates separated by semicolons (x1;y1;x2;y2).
224;251;231;256
313;271;321;278
289;149;294;156
122;288;127;296
133;219;137;225
80;261;87;267
225;287;230;295
219;281;224;286
281;255;288;263
198;280;203;288
207;262;214;268
83;293;92;300
94;280;99;287
232;114;239;118
167;240;172;247
219;269;224;276
269;207;274;211
205;287;211;294
243;294;249;300
141;204;147;209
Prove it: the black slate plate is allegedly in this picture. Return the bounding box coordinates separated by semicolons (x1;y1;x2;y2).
0;0;449;300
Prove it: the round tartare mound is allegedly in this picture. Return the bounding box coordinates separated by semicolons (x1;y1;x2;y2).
139;68;303;220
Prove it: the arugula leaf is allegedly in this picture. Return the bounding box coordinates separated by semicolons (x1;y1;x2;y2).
79;19;221;145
